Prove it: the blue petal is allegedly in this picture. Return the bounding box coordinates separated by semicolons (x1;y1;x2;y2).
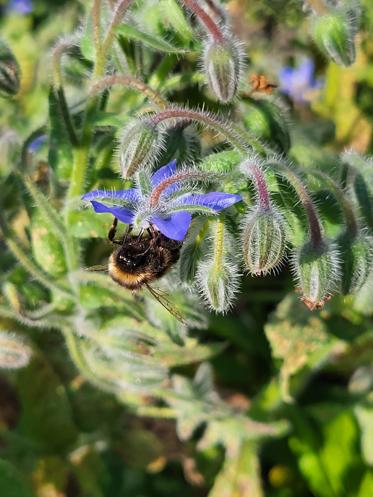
175;192;242;211
296;59;315;85
82;188;139;203
151;212;192;241
151;160;177;187
90;201;134;224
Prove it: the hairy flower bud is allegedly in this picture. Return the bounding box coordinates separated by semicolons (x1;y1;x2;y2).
0;331;32;370
242;208;287;275
119;118;164;178
292;240;341;310
196;221;240;313
0;39;21;97
338;233;373;294
312;6;360;67
203;35;242;103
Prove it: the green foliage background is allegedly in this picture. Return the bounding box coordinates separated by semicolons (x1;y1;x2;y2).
0;1;373;496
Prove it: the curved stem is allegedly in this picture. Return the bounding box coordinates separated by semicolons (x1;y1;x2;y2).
150;107;252;153
309;170;358;238
269;161;323;247
182;0;224;42
213;218;225;273
241;160;271;211
100;0;135;70
90;74;168;109
150;171;211;207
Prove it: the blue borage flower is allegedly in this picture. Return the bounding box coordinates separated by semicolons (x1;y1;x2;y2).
82;160;241;241
279;58;322;103
8;0;33;14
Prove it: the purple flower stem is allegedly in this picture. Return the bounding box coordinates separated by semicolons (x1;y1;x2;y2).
90;75;168;109
182;0;224;42
271;162;323;248
243;161;271;211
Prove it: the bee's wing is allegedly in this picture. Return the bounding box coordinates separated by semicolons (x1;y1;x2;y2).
145;283;186;325
85;265;108;273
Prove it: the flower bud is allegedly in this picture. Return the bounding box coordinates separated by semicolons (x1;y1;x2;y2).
242;208;287;275
338;233;373;294
292;240;341;310
119;118;164;178
196;221;239;313
312;7;360;67
197;259;239;313
0;39;21;97
0;331;32;370
203;35;242;103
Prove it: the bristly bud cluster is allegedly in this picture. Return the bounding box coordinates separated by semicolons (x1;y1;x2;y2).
0;38;21;97
196;220;240;313
203;33;243;103
292;240;341;310
0;331;32;369
311;0;362;66
119;118;165;178
241;208;287;276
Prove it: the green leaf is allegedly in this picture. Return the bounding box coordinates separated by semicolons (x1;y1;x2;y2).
0;459;35;497
48;89;73;180
265;295;335;400
31;209;67;277
290;409;364;497
355;404;373;466
208;442;263;497
117;24;187;53
16;349;78;452
159;0;194;42
69;209;112;239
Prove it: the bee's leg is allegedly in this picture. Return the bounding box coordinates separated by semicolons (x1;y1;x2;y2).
108;218;123;245
123;224;133;243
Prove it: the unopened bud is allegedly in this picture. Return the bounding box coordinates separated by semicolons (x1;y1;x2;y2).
119;118;164;178
197;259;239;313
196;221;239;313
339;233;373;294
242;208;287;275
203;35;242;103
0;331;32;369
292;240;341;310
312;7;360;67
0;39;21;97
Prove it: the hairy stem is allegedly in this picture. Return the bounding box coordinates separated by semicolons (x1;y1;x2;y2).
90;74;168;109
241;160;271;210
150;108;251;153
309;170;358;238
150;171;210;207
213;218;225;273
269;161;323;247
182;0;224;41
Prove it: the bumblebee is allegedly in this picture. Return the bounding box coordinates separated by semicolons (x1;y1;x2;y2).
108;218;182;290
106;218;184;320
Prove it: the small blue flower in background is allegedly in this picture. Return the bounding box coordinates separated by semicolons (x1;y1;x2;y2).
28;135;47;153
8;0;33;14
279;58;322;103
83;160;241;241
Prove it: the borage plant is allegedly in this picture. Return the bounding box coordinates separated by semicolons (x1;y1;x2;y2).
1;0;373;495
